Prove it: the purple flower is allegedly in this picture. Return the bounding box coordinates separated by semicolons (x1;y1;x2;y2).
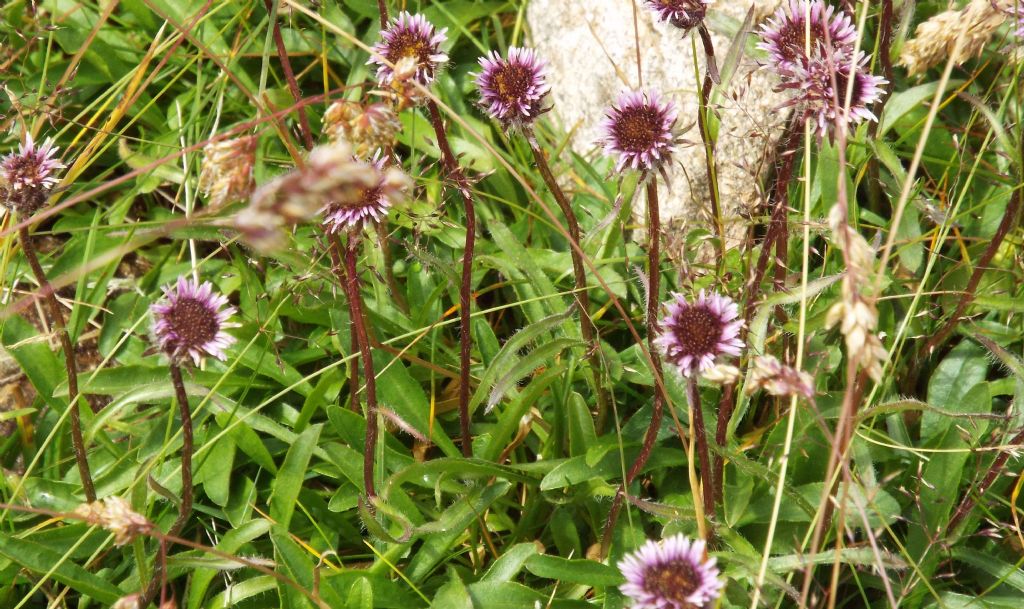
618;534;724;609
369;12;448;87
653;290;744;376
784;52;887;138
151;277;237;366
474;47;550;129
599;90;678;173
1;134;66;214
321;153;411;233
758;0;857;70
645;0;710;32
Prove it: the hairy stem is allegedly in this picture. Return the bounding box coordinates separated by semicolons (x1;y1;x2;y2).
143;362;195;606
263;0;314;150
426;99;476;458
336;235;380;499
376;0;389;30
600;178;666;556
688;376;716;522
168;363;194;538
527;138;611;432
18;226;95;502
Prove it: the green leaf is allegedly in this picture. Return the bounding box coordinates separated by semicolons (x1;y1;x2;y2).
0;534;121;604
186;519;272;609
270;424;321;529
923;340;989;442
524;554;623;587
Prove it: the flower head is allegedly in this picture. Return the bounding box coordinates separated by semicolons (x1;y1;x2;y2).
599;90;678;173
748;355;815;398
654;290;744;376
321;152;411;233
151;277;236;366
474;47;550;129
645;0;710;32
369;12;448;87
0;134;66;215
198;135;257;208
758;0;857;70
785;53;887;138
73;497;153;547
618;534;723;609
324;101;402;158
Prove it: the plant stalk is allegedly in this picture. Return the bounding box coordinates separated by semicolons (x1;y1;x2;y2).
696;24;724;262
426;99;476;458
687;377;715;521
336;235;380;499
527;138;612;432
600;178;667;556
167;363;194;538
18;226;96;502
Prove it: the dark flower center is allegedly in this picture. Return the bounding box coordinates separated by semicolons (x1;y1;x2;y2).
643;561;701;607
492;63;532;103
386;31;434;72
613;106;663;153
3;156;42;186
655;0;706;29
776;17;833;61
166;297;219;350
671;305;724;358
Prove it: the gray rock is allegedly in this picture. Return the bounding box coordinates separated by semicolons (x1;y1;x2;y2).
526;0;788;253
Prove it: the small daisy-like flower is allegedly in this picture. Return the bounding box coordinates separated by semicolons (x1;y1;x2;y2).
785;53;887;137
0;134;66;215
618;534;724;609
653;290;744;376
599;90;678;173
474;47;550;129
645;0;710;32
758;0;857;70
151;277;237;366
369;12;448;87
321;153;411;233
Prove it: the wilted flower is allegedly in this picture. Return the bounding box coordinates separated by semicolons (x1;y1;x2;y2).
900;0;1010;75
0;134;65;215
474;47;550;129
702;363;741;385
748;355;815;398
369;12;448;87
323;101;402;158
73;497;153;546
237;141;399;250
198;135;256;208
784;53;887;137
321;153;411;233
645;0;710;32
758;0;857;70
618;534;723;609
151;277;237;366
653;290;744;377
599;90;678;174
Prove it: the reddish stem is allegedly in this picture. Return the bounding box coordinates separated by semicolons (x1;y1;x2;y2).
696;24;724;262
426;100;476;458
377;0;389;30
336;235;380;499
527;139;611;431
263;0;314;150
601;178;667;555
18;226;96;502
687;377;716;521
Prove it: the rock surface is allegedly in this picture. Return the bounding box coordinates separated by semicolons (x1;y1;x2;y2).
526;0;788;252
